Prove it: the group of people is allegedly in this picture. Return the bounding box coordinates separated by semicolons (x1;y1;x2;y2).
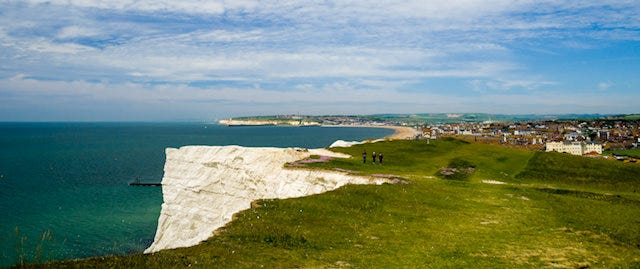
362;150;383;164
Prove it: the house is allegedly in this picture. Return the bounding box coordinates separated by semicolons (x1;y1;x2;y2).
563;132;583;141
597;130;610;140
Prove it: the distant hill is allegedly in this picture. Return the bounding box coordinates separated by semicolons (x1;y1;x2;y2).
605;114;640;120
224;113;627;125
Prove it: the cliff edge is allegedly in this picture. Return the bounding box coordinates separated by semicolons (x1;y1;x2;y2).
145;145;386;253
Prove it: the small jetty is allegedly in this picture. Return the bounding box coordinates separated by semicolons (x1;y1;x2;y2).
129;178;162;186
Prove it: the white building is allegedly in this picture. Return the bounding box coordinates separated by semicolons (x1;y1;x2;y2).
563;132;583;141
583;143;603;155
514;130;536;136
531;137;544;145
546;141;603;156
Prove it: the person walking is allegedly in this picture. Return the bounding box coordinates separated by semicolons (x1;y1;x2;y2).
362;150;367;164
372;152;377;164
378;152;383;164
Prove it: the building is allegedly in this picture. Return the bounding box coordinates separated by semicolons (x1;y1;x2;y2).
531;137;544;145
583;143;603;155
563;132;583;141
597;130;610;140
545;141;602;156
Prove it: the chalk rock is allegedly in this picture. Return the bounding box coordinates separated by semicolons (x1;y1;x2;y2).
145;145;386;253
329;140;364;148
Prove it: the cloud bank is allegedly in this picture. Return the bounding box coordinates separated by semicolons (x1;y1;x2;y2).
1;0;639;120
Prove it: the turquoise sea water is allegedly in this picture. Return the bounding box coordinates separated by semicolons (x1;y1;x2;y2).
0;123;393;267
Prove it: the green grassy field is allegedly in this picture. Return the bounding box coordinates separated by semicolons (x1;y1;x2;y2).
18;139;640;268
606;148;640;158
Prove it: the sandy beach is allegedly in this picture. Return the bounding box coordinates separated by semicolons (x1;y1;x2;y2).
322;125;422;140
219;120;422;141
381;126;422;140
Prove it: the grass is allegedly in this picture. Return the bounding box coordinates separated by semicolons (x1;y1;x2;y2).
515;151;640;193
309;137;533;183
17;138;640;268
618;114;640;120
605;148;640;158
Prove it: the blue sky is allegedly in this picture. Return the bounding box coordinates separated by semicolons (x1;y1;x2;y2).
0;0;639;121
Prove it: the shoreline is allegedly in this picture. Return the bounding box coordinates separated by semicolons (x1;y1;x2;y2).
321;124;422;140
146;125;419;253
217;121;422;141
380;125;422;140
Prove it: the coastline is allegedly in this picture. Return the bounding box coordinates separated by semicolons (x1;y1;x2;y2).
146;145;389;253
146;125;418;253
217;119;421;140
321;124;422;140
381;125;422;140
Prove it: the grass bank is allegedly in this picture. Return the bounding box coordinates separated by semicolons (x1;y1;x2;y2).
605;148;640;158
18;138;640;268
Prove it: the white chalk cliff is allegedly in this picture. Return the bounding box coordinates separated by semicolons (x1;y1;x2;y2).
329;140;364;148
145;145;386;253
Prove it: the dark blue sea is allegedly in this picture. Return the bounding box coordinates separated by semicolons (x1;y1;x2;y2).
0;122;392;267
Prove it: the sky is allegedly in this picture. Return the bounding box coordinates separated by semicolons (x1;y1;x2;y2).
0;0;639;121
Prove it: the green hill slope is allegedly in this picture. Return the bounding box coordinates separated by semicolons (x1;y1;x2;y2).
22;139;640;268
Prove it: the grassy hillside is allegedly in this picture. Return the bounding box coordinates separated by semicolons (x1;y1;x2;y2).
515;151;640;192
19;139;640;268
606;148;640;158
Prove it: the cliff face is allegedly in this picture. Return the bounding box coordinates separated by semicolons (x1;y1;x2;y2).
145;145;385;253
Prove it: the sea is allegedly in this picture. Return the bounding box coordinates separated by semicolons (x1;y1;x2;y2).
0;122;392;267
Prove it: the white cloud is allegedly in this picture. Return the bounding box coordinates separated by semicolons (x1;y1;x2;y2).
1;0;638;119
1;24;96;54
598;81;613;90
0;74;436;105
195;30;264;42
488;78;557;91
469;77;560;92
57;26;100;39
25;0;226;14
1;76;636;120
17;0;639;32
26;38;96;54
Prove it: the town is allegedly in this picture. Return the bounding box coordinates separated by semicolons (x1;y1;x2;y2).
421;120;639;159
226;114;640;161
